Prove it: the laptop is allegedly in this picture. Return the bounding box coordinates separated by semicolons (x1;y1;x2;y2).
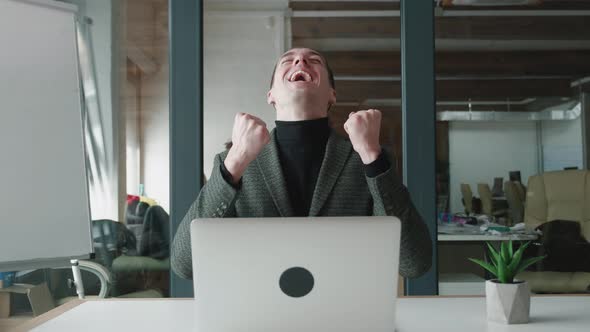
190;216;401;332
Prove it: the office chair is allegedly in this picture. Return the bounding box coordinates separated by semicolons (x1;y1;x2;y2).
509;170;522;183
492;177;504;197
111;206;170;297
460;183;474;214
478;183;508;219
504;181;524;225
517;170;590;293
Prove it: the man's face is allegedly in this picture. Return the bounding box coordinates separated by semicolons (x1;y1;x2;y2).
267;48;336;111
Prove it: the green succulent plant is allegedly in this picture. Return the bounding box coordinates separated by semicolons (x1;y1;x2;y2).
469;241;546;284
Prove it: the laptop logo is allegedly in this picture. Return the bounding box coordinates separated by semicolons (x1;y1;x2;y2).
279;267;314;298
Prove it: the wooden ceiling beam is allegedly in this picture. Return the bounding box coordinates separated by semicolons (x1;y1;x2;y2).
290;1;399;11
331;104;532;113
335;80;401;102
444;0;590;10
291;16;590;40
438;78;573;99
289;1;590;11
292;17;400;39
322;50;590;78
436;16;590;41
334;78;574;102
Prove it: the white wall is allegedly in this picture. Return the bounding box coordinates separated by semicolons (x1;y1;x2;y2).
125;77;140;196
124;0;171;212
203;12;285;178
142;57;170;211
541;117;583;171
448;121;540;214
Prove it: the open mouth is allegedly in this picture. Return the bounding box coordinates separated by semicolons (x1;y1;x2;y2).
288;70;313;83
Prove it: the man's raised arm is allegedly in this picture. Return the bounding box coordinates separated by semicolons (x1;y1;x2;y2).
344;109;433;279
171;113;270;279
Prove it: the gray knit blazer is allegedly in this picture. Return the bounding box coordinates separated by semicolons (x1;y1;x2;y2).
171;130;432;280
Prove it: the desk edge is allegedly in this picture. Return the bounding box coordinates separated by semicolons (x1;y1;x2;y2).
11;299;84;332
12;295;590;331
11;298;194;331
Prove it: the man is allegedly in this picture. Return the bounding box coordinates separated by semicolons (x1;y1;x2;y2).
171;48;432;280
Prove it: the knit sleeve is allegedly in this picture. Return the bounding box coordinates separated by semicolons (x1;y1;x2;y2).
171;152;239;280
366;166;433;278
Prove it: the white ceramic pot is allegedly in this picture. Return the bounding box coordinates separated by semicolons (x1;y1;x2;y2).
485;279;530;324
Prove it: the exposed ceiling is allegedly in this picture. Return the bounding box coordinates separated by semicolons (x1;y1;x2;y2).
288;0;590;114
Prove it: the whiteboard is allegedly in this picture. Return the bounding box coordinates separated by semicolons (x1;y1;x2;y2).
0;0;92;271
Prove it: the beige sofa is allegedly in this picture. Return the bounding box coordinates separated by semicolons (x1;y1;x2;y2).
516;170;590;293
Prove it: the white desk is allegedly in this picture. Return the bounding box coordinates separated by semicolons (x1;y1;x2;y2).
16;296;590;332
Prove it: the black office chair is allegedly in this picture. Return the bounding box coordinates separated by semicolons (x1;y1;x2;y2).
492;177;504;197
111;206;170;297
92;219;138;268
509;170;522;183
138;205;170;259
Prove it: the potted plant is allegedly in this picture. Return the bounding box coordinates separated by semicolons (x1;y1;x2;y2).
469;241;545;324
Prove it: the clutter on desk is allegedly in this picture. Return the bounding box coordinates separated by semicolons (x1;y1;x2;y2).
438;212;478;225
438;212;540;238
480;222;541;236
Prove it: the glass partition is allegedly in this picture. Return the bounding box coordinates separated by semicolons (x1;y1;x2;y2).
434;2;589;296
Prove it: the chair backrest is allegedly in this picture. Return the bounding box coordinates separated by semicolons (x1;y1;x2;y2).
139;205;170;259
492;177;504;196
460;183;473;213
91;219;137;267
126;201;150;225
504;181;524;224
477;183;493;215
513;181;526;202
524;170;590;240
509;170;522;183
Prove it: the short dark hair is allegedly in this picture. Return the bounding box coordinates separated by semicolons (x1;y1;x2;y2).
269;51;335;89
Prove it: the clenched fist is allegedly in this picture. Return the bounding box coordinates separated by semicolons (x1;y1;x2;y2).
224;113;270;184
343;109;382;164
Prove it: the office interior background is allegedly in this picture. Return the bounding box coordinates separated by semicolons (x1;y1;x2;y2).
2;0;590;327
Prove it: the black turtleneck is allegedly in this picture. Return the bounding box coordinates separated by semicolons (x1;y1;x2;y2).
275;117;331;216
219;117;391;216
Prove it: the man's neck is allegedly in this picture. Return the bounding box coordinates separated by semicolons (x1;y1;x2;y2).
275;102;328;121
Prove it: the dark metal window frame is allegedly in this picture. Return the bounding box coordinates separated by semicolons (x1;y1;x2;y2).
169;0;202;297
400;0;438;296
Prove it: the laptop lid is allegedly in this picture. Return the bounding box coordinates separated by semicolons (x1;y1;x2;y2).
191;216;401;332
